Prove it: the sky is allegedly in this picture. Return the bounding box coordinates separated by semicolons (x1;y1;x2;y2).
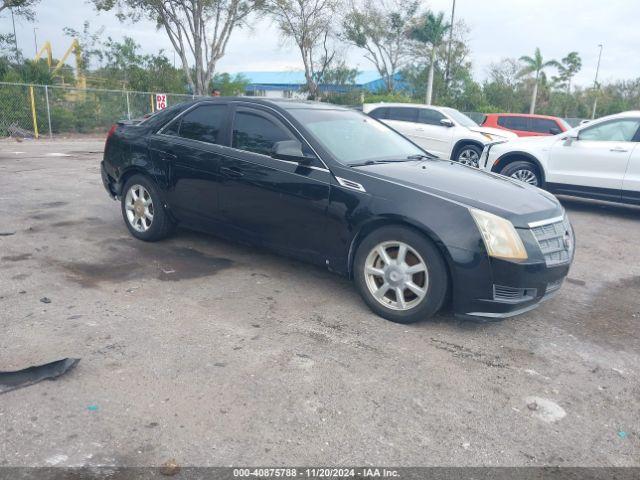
1;0;638;87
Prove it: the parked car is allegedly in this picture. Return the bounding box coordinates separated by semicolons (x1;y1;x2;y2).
481;111;640;205
363;103;516;166
482;113;571;137
102;98;573;323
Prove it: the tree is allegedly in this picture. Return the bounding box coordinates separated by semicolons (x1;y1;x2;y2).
92;0;258;95
342;0;418;92
211;72;249;95
0;0;40;20
407;10;450;105
555;51;582;94
265;0;340;99
518;47;559;114
318;59;359;86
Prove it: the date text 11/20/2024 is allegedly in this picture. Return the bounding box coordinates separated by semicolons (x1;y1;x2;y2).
232;468;399;477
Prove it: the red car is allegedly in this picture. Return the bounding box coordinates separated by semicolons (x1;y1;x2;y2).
481;113;571;137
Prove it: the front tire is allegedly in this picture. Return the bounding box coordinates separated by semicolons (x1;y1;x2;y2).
354;226;448;324
500;160;542;187
121;174;174;241
454;144;482;167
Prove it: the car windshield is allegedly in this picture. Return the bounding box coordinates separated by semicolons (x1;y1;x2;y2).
558;118;572;131
288;108;426;165
441;107;478;128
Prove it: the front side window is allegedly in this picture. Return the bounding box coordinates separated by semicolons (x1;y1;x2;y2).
288;108;425;165
418;108;445;126
179;104;227;144
233;111;294;156
531;118;560;134
579;119;640;142
387;107;418;123
441;108;477;127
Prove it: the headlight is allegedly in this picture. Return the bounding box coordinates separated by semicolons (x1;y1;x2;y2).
481;132;494;141
469;208;528;261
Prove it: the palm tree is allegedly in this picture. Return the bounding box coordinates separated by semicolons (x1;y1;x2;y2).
557;51;582;95
519;48;560;114
408;11;450;105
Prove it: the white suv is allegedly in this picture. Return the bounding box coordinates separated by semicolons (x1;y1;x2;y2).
482;111;640;205
363;103;516;164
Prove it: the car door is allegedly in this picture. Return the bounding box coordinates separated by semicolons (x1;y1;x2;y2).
621;135;640;204
547;118;640;200
148;103;230;224
412;108;453;158
497;116;532;137
217;105;331;262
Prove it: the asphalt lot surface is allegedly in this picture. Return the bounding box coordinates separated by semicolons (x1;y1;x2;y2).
0;137;639;467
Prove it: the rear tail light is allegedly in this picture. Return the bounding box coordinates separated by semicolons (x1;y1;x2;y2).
106;124;117;140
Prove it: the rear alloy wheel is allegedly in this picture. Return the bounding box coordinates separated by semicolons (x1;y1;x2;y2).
500;160;541;187
121;174;174;241
354;226;448;324
455;144;482;167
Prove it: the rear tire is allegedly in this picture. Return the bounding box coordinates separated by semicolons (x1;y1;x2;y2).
121;174;174;242
500;160;542;187
353;226;448;324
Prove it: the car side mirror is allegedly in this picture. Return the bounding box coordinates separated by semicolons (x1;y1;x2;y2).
549;127;561;135
440;118;454;128
272;140;315;165
564;132;578;145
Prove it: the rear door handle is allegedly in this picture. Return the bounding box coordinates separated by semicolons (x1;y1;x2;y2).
221;166;244;178
610;147;628;153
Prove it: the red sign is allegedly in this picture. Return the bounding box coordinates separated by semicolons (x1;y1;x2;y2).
155;93;167;110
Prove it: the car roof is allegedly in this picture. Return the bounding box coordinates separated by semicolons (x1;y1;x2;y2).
194;96;353;112
487;113;563;120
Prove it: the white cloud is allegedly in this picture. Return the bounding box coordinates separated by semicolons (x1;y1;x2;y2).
1;0;637;87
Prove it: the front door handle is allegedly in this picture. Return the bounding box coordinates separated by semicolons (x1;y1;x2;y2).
221;166;244;178
159;150;177;161
610;147;628;153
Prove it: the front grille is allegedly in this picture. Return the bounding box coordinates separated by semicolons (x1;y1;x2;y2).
493;285;536;303
530;217;573;267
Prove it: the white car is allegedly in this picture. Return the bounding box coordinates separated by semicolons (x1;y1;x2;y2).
363;103;517;164
482;111;640;205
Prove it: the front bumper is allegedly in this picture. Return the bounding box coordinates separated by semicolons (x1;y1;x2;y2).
451;216;574;320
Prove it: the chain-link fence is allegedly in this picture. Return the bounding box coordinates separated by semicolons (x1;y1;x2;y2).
0;82;197;138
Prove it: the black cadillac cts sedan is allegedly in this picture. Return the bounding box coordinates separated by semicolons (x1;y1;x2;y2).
101;98;574;323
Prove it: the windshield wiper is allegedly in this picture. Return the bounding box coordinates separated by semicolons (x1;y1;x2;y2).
407;153;437;160
349;158;417;167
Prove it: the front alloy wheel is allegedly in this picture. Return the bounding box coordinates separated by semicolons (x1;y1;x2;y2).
510;169;538;185
364;241;428;311
456;146;481;167
353;226;448;324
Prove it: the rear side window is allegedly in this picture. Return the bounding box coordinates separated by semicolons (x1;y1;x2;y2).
418;108;445;125
387;107;418;123
498;116;529;131
178;104;227;144
233;111;294;156
530;118;560;134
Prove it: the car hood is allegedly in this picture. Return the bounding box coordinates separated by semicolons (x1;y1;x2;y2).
354;160;562;228
494;133;560;151
469;126;518;139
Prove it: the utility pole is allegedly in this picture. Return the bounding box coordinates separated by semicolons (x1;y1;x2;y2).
591;44;603;120
444;0;456;96
10;8;19;60
33;27;38;56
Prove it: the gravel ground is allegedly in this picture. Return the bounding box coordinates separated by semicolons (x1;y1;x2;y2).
0;138;639;467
